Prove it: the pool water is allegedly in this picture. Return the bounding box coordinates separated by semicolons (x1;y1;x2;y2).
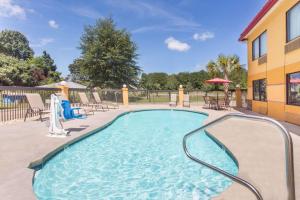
33;110;238;200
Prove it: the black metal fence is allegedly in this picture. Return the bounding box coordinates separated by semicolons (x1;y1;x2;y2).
0;86;122;122
0;86;247;122
97;89;122;103
128;90;178;104
0;86;60;122
68;88;122;104
128;89;248;106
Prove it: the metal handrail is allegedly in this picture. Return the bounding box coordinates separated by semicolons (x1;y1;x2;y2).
182;113;295;200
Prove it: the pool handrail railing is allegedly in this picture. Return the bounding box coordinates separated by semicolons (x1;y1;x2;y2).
183;113;295;200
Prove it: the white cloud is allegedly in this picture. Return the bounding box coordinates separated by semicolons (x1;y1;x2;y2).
105;0;200;32
165;37;190;52
48;20;59;29
31;38;54;47
71;7;102;19
193;32;215;41
0;0;26;19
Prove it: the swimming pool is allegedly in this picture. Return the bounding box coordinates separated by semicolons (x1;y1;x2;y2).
33;110;238;200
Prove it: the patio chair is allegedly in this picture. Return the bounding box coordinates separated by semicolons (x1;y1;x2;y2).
183;94;190;107
24;93;50;122
217;98;226;110
169;94;177;107
92;92;119;109
225;96;232;110
61;100;94;119
78;92;108;111
202;96;211;109
208;96;218;110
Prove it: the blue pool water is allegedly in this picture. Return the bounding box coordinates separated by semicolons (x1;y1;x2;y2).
33;110;238;200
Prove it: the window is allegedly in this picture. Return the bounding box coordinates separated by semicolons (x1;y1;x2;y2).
260;32;267;55
253;79;267;101
252;38;259;60
287;72;300;106
287;2;300;42
252;31;267;60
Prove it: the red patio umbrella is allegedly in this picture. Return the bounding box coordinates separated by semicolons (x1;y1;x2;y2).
290;78;300;84
205;78;232;102
205;78;232;84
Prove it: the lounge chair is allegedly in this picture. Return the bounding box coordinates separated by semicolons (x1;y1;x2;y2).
78;92;108;111
92;92;119;109
24;93;50;122
169;94;177;107
183;94;190;107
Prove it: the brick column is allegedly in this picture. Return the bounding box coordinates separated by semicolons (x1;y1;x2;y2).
122;84;128;106
58;81;69;100
235;85;242;108
178;85;184;106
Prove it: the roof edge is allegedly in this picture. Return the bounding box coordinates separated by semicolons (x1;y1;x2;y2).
239;0;279;41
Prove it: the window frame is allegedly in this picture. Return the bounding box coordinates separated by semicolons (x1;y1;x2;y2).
286;71;300;106
252;31;267;61
259;31;267;56
253;79;267;102
286;1;300;43
252;37;259;60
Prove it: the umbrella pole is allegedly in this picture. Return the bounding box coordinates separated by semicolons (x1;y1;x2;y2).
217;90;219;110
216;84;219;110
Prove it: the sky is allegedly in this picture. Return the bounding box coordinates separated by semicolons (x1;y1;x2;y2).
0;0;266;77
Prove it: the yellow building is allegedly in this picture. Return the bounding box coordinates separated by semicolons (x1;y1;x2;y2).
240;0;300;125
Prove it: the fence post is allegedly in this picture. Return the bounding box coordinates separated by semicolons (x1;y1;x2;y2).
122;84;128;106
235;85;242;108
58;81;69;100
178;85;184;106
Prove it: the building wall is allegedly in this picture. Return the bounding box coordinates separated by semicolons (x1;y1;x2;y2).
246;0;300;125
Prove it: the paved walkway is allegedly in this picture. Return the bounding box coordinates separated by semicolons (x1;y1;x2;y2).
0;104;299;200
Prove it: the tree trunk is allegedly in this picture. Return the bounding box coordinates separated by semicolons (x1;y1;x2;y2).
224;73;229;100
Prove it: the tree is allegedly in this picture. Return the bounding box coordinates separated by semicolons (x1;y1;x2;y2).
229;65;247;89
68;58;88;83
0;53;36;86
139;72;168;90
165;75;179;90
176;72;191;86
27;51;61;85
0;30;34;60
176;72;208;91
189;70;209;89
206;54;241;98
0;30;62;86
41;51;57;71
140;71;212;90
69;17;140;88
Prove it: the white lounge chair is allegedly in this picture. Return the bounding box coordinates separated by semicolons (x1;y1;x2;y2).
24;93;50;122
92;92;119;109
169;94;177;107
78;92;108;111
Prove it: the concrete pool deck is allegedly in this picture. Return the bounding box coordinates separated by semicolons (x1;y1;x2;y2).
0;104;299;200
